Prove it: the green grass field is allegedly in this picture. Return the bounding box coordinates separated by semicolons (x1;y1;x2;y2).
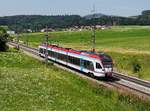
19;26;150;52
0;49;150;111
17;26;150;80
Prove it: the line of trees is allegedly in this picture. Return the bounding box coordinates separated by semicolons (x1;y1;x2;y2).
0;10;150;32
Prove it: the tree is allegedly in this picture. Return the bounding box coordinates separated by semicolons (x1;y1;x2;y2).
0;27;9;51
142;10;150;16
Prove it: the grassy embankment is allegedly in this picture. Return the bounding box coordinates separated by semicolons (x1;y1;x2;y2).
0;49;150;110
17;26;150;80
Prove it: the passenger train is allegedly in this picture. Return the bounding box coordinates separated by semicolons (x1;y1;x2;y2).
39;44;113;77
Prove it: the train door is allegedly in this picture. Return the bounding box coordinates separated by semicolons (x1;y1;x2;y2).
80;59;84;71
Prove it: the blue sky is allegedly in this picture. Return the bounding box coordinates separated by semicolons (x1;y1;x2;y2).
0;0;150;17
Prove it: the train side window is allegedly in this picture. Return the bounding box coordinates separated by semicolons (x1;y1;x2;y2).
89;62;94;71
48;50;52;56
40;48;43;53
44;49;46;54
68;56;80;66
49;51;54;57
55;52;58;58
96;63;102;69
57;53;66;62
82;60;93;70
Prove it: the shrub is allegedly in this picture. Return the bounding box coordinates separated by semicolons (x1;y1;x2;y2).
0;27;9;51
131;57;141;73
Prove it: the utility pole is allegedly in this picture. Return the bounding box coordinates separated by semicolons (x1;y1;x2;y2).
16;33;20;50
26;34;28;46
15;22;19;50
45;26;49;65
91;5;96;53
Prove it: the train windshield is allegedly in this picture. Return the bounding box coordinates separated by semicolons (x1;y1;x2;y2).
99;52;113;68
103;64;113;68
96;63;102;69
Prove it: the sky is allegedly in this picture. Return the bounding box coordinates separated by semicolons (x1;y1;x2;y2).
0;0;150;17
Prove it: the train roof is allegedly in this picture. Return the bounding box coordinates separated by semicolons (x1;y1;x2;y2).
39;44;112;62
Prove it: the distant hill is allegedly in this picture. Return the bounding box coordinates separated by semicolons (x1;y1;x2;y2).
0;10;150;32
0;15;82;32
129;16;139;19
84;13;106;19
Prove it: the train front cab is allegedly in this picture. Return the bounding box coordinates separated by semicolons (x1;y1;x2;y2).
103;64;113;77
94;61;113;78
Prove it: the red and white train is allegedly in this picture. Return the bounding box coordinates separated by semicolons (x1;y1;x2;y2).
39;44;113;77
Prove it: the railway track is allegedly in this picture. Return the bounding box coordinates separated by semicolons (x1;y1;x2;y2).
113;72;150;88
8;42;150;99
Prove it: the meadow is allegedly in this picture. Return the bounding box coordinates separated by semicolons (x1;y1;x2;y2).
19;26;150;52
17;26;150;80
0;49;150;111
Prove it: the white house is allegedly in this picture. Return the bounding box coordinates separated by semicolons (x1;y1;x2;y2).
7;31;15;35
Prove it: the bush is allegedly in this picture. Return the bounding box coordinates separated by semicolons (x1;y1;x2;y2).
133;63;141;73
131;57;141;73
0;27;9;51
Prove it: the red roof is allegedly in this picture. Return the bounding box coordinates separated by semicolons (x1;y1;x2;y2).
40;44;100;60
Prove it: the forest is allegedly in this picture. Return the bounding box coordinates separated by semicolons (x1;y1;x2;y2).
0;10;150;32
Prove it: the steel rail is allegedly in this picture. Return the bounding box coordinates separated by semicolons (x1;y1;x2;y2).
113;72;150;88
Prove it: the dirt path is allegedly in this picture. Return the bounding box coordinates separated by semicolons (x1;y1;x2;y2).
103;48;150;55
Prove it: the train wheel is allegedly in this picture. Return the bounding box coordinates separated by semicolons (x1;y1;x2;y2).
88;72;94;78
